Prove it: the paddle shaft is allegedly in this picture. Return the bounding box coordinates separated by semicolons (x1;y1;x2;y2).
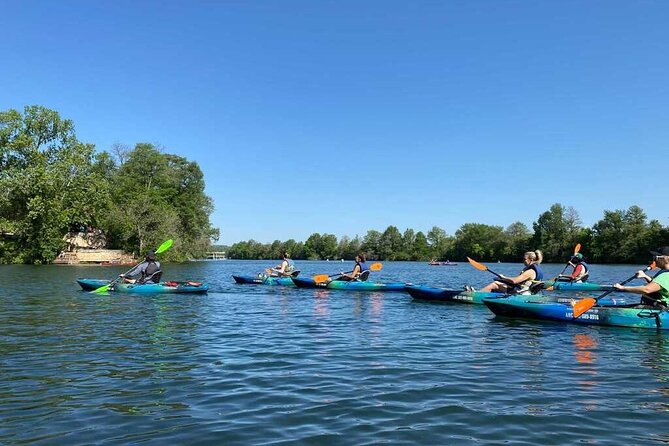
593;266;652;302
554;243;581;279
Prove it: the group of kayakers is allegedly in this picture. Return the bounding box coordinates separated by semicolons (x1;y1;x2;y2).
267;252;369;282
474;246;667;308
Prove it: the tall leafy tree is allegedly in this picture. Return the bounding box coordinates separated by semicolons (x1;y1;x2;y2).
0;106;110;263
532;203;582;262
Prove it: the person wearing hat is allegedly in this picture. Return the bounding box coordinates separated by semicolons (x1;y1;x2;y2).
120;251;162;284
613;246;669;307
557;253;590;283
269;252;296;277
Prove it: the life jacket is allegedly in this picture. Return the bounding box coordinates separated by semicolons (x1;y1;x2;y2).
285;259;295;273
140;260;160;283
648;269;669;303
573;261;590;282
517;263;543;294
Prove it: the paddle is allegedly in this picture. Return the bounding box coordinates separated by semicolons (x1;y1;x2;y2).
313;262;382;283
466;257;515;285
90;239;173;293
556;243;581;279
572;261;656;318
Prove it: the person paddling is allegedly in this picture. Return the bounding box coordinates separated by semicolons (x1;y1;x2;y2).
336;253;368;281
120;251;162;284
613;246;669;308
557;253;590;283
269;252;296;277
474;250;544;294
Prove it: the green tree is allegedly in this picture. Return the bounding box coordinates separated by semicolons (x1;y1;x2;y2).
532;203;582;262
0;106;110;263
105;143;217;260
378;225;403;260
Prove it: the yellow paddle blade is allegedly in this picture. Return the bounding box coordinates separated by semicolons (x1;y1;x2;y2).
369;262;382;271
313;274;331;283
467;257;488;272
572;298;596;318
574;243;581;254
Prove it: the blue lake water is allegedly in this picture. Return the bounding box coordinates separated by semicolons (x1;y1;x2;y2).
1;260;668;445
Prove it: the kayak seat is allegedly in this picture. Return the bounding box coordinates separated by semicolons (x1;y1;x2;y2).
358;270;370;282
290;270;301;278
141;270;162;284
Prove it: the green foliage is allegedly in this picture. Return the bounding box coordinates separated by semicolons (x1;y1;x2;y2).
532;203;582;261
104;143;218;261
0;106;218;264
0;106;110;263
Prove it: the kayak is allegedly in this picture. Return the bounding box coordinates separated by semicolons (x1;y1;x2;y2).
77;278;209;294
232;275;295;286
406;285;506;304
428;262;458;266
483;298;667;330
291;277;407;291
533;281;615;293
406;285;633;306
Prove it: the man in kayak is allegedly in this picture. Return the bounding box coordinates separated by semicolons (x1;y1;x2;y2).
469;250;544;294
269;252;296;277
336;253;368;281
120;251;162;284
614;246;669;307
557;253;590;282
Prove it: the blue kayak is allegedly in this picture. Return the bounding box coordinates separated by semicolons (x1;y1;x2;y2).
405;285;507;304
406;285;633;306
292;277;407;291
232;275;295;286
77;278;209;294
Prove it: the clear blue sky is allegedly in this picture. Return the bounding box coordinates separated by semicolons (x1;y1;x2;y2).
2;1;668;245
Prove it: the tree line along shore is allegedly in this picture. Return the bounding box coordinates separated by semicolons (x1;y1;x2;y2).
227;203;668;265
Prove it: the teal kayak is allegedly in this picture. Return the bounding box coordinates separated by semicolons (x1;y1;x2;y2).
77;278;208;294
532;281;615;293
483;297;666;330
232;275;295;286
292;277;407;291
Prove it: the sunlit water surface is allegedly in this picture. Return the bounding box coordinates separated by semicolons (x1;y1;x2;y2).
1;261;668;445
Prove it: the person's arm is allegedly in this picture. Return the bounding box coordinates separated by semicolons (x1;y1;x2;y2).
122;262;146;279
341;264;361;279
614;281;661;295
498;269;535;285
119;262;148;279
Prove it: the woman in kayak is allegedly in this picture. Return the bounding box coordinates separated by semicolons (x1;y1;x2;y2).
557;253;590;282
269;252;296;277
120;251;162;284
614;246;669;307
476;250;544;294
337;254;368;281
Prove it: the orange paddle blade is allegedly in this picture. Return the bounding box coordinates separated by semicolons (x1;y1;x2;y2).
313;274;331;283
574;243;581;254
369;262;382;271
467;257;488;272
573;298;596;318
